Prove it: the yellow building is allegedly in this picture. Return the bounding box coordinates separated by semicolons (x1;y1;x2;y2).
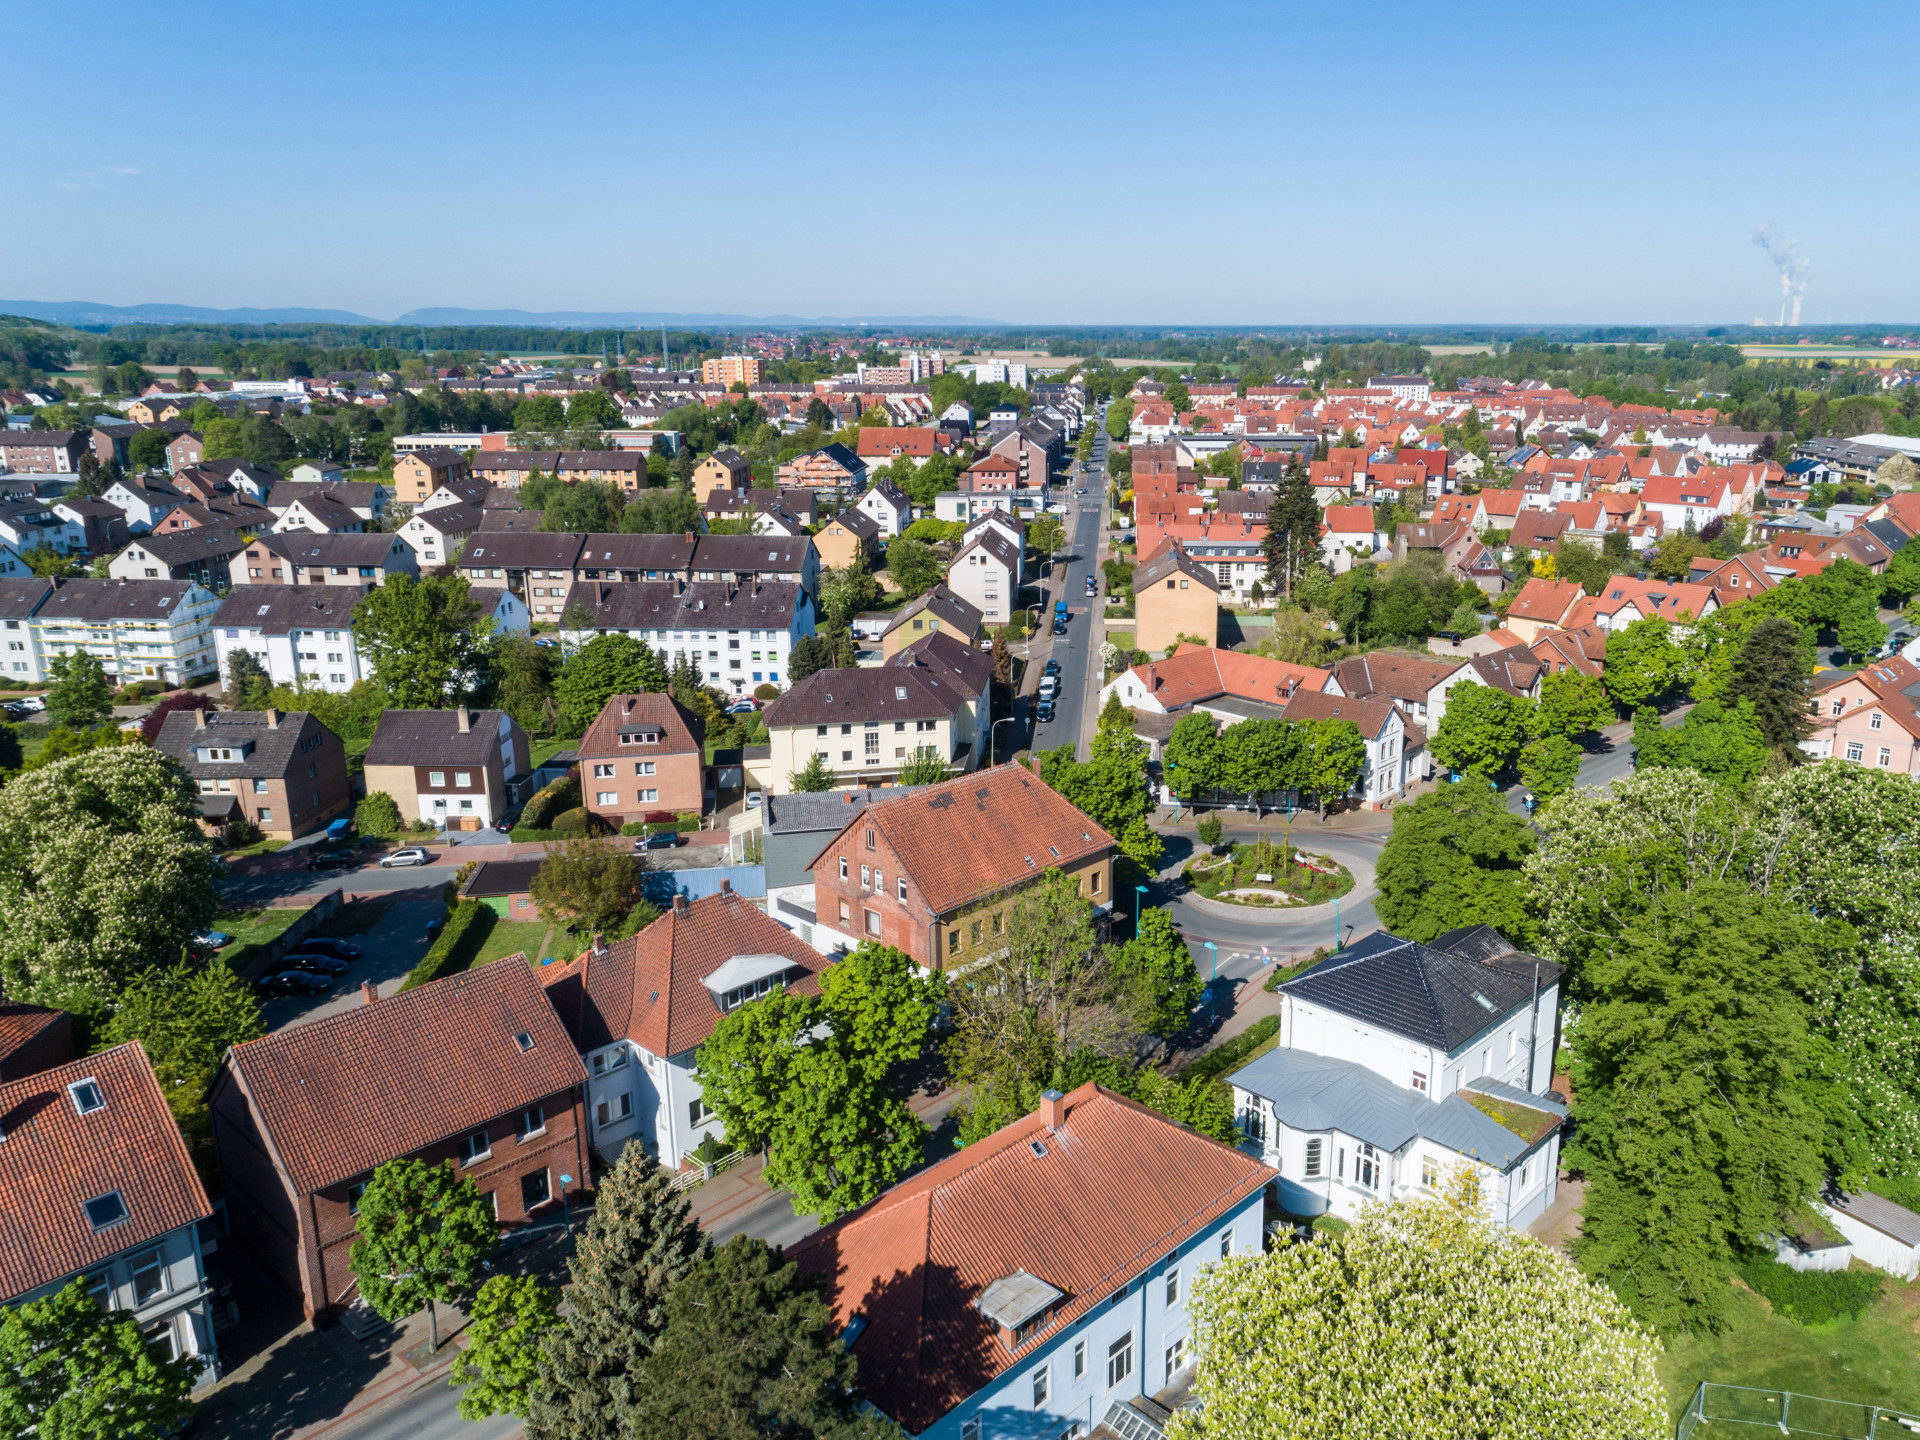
700;355;762;387
1132;542;1221;655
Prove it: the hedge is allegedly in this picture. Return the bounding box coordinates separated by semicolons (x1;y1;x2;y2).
398;899;494;992
1174;1016;1279;1087
509;827;567;842
1736;1255;1883;1325
520;775;580;831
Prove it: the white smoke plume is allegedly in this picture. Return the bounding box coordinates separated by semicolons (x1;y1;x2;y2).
1753;226;1810;326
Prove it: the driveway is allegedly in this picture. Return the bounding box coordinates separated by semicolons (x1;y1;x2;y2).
255;893;444;1034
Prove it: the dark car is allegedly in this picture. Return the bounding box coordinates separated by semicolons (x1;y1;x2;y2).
637;831;684;852
1035;699;1057;724
298;937;360;960
304;850;356;872
257;970;335;996
280;953;349;976
1043;659;1060;678
494;807;522;832
1052;620;1067;636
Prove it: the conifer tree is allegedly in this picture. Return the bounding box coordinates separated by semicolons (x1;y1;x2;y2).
526;1145;709;1440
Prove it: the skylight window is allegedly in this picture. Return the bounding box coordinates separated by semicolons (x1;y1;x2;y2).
514;1031;535;1052
84;1190;128;1232
68;1079;104;1115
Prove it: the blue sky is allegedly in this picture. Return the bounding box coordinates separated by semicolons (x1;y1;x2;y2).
7;1;1915;327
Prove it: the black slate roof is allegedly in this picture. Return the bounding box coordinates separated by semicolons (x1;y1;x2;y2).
1279;927;1562;1051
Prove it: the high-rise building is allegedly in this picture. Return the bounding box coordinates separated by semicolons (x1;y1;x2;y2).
701;355;762;386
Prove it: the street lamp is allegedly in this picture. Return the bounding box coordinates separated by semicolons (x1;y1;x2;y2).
1203;941;1219;1022
558;1172;575;1247
991;714;1020;767
1134;883;1148;930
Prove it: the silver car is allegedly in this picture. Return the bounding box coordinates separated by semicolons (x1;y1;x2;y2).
379;846;433;868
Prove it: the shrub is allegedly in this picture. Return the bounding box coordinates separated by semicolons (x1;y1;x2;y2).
1175;1016;1279;1086
753;683;779;701
225;817;261;847
1737;1256;1883;1325
644;810;677;824
356;790;403;837
399;899;493;991
1196;813;1224;848
621;821;648;836
519;775;579;830
550;806;598;837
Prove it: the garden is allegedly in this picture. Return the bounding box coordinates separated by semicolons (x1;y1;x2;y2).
1183;832;1353;908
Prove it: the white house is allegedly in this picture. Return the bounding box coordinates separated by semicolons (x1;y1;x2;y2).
1277;689;1426;807
0;576;53;680
211;585;370;694
945;525;1023;624
559;579;814;696
31;578;220;687
270;494;364;535
1231;924;1565;1230
1320;506;1386;572
786;1083;1274;1440
537;888;829;1170
397;503;482;565
854;478;912;539
101;480;180;535
0;497;84;556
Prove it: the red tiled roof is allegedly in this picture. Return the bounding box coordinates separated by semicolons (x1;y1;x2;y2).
224;956;588;1195
1505;577;1583;623
0;1003;66;1069
789;1083;1273;1434
540;890;824;1060
0;1043;211;1302
577;693;703;760
856;427;940;459
804;765;1114;917
1125;646;1334;710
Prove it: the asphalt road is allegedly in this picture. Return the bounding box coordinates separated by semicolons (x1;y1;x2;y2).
321;1381;520;1440
1025;420;1109;761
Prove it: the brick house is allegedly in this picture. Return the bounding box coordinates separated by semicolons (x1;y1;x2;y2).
166;431;204;472
577;693;706;828
803;765;1115;970
362;707;532;832
0;1001;75;1081
209;957;590;1326
2;1043;223;1384
154;707;353;841
0;429;86;473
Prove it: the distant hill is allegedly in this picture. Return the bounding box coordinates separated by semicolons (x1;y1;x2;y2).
0;300;1008;330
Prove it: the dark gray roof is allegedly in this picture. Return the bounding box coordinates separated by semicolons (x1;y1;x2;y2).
888;629;991;701
1826;1189;1920;1248
271;480;386;507
691;534;813;574
460;532;588;569
1279;927;1561;1051
255;532;409;567
461;860;546;898
1865;518;1911;553
365;709;515;768
121;524;254;567
763;665;963;730
826;508;881;539
35;578;199;622
407;503;482;534
213;584;364;635
882;583;984;639
764;787;915;835
567;533;697;571
155;707;331;780
1133;544;1220;594
564;579;803;631
479;510;544;532
0;577;53;620
1229;1048;1561;1172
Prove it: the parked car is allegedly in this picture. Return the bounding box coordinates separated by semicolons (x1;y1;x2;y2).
304;851;356;872
11;695;44;713
298;937;360;959
494;807;522;832
1035;698;1057;724
725;699;759;714
1076;486;1088;495
190;929;234;951
533;636;559;648
1052;619;1067;636
746;790;763;808
1086;576;1098;595
1038;675;1059;700
637;831;684;851
280;953;349;976
380;847;432;868
1043;659;1060;678
257;970;335;996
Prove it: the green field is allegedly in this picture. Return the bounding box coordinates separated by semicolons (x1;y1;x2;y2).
212;906;310;972
472;917;562;967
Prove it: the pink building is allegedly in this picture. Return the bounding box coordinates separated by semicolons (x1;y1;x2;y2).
1804;657;1920;774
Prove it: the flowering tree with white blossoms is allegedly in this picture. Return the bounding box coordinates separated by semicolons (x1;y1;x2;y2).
0;745;221;1005
1169;1171;1664;1440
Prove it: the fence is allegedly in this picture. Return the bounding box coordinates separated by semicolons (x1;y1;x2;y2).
668;1147;745;1193
1676;1382;1920;1440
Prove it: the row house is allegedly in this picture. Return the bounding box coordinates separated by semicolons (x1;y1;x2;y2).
29;577;219;686
211;957;589;1326
107;523;252;593
363;706;531;831
1232;925;1565;1229
854;426;952;472
459;531;820;622
801;764;1116;970
0;428;86;473
560;578;812;694
212;585;369;694
397;502;483;564
154;706;353;841
230;532;419;588
0;1043;225;1386
266;480;389;529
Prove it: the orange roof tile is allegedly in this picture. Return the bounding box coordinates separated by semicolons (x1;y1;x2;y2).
1505;577;1584;623
1125;646;1335;710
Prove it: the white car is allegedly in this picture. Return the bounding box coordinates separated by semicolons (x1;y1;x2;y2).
1038;675;1059;700
379;847;433;868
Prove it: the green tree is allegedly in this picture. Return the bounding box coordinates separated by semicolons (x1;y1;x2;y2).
488;631;559;737
527;1144;709;1440
514;394;567;431
1551;536;1612;595
19;544;80;578
1602;616;1686;710
531;836;643;935
1650;532;1714;583
884;535;943;598
787;633;838;683
1529;667;1614;742
1108;907;1203;1036
1374;785;1535;943
1571;881;1826;1332
566;389;621;431
448;1274;559;1421
1028;512;1065;563
552;634;668;736
1518;734;1581;803
541;480;625;534
356;790;403;836
1216;717;1297;814
1304;719;1365;816
1106;399;1132;440
619;486;703;535
1040;712;1163;867
1162;712;1222;803
1632;698;1770;787
817;555;880;629
1429;681;1529;779
1170;1175;1663;1440
629;1237;872;1440
895;745;949;785
102;962;261;1136
127;428;171;471
0;746;220;1006
1263;462;1323;596
1836;597;1886;659
348;1158;497;1351
224;647;273;708
44;650;112;729
1720;616;1812;749
0;1279;200;1440
352;573;490;707
787;751;834;791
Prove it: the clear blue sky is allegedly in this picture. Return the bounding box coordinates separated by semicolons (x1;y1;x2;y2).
8;1;1915;327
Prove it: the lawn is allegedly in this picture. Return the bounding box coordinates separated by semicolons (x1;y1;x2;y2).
472;917;561;967
1184;837;1354;908
212;906;311;972
1660;1278;1920;1426
528;738;573;770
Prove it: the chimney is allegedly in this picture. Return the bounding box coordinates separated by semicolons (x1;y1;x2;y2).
625;696;635;715
266;708;280;729
1040;1088;1065;1132
457;707;470;733
193;708;207;729
360;980;377;1006
672;895;688;913
591;931;607;956
844;791;854;804
718;878;731;894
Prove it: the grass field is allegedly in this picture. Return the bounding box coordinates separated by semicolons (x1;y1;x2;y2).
528;738;573;771
212;906;310;972
471;917;560;967
1660;1276;1920;1426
